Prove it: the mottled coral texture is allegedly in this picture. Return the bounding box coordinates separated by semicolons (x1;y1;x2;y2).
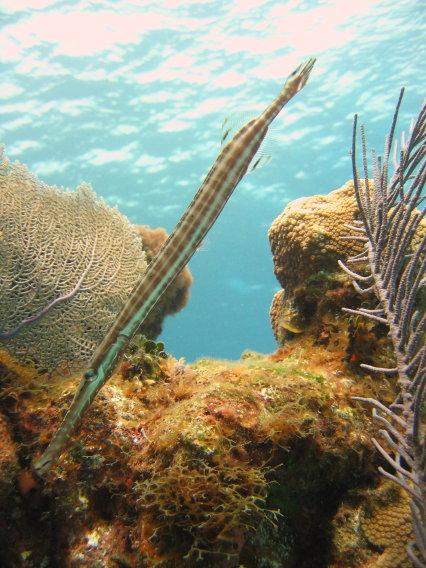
269;181;363;294
268;181;424;344
331;482;413;568
267;181;423;381
268;181;370;348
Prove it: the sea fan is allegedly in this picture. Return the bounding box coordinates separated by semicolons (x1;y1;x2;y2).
0;152;147;373
338;89;425;567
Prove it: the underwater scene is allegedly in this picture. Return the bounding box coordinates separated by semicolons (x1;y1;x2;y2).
0;0;425;567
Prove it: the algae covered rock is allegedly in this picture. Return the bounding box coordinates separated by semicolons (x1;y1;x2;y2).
268;180;425;360
0;342;399;567
0;412;19;502
268;181;365;348
267;182;396;372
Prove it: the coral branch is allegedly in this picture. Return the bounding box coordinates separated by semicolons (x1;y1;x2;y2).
343;91;426;567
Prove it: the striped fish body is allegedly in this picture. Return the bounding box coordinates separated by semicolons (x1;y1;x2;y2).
89;122;266;373
89;57;316;375
32;57;315;476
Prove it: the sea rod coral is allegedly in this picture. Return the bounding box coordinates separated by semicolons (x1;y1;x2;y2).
32;57;316;477
339;89;426;567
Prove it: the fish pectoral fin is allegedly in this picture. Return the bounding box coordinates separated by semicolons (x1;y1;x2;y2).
247;150;272;174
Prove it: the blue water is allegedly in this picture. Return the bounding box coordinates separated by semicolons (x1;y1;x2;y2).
0;0;424;362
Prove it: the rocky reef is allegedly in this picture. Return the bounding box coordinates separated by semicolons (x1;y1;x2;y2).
0;332;405;567
267;173;425;567
269;181;363;343
0;180;418;567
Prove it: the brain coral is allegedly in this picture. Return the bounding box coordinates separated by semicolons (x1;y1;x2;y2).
268;179;425;348
269;180;364;293
0;146;147;372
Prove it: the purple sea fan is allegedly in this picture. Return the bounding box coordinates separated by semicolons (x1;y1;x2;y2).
338;89;425;567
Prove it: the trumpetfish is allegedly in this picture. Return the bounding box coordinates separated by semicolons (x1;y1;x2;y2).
33;57;316;476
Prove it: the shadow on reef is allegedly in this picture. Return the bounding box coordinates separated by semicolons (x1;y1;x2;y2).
240;434;375;568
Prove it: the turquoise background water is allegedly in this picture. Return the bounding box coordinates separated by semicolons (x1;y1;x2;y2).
0;0;424;362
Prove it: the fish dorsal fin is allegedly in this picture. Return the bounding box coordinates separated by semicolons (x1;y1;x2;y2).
221;111;255;145
221;111;273;174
